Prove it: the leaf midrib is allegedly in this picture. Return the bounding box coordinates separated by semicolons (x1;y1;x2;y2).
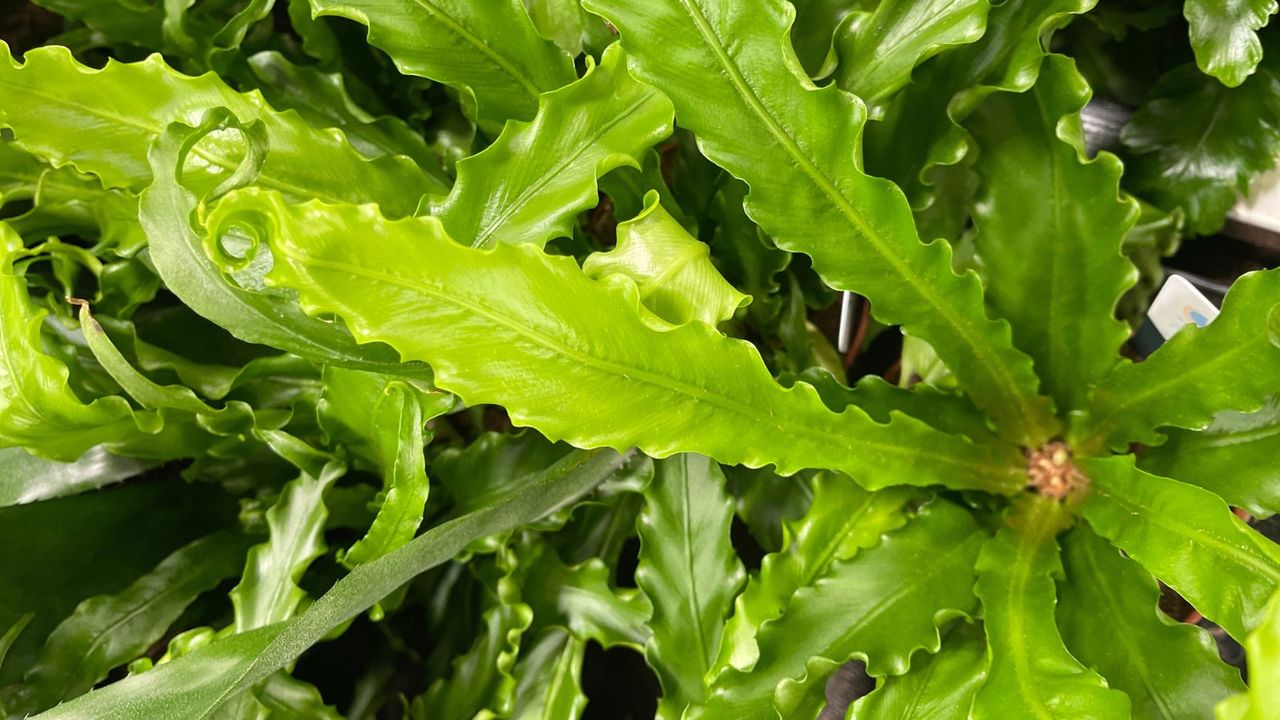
289;250;1016;479
1004;531;1056;720
671;0;1041;435
469;92;656;248
0;80;316;201
1093;483;1280;582
1074;532;1177;719
407;0;545;100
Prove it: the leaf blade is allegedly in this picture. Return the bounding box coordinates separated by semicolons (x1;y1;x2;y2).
583;0;1057;444
1080;455;1280;642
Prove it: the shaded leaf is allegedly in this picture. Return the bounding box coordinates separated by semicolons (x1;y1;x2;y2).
968;54;1138;412
849;622;987;720
522;551;651;650
1059;523;1245;720
1080;455;1280;642
32;448;630;720
716;475;912;673
412;546;532;719
637;455;744;717
307;0;574;128
2;531;249;716
586;0;1057;445
0;482;235;686
510;629;587;720
1120;58;1280;234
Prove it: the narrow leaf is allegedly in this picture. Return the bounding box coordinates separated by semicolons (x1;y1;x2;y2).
214;188;1027;491
637;455;745;717
32;448;630;720
1081;455;1280;642
1078;268;1280;451
584;192;749;327
433;44;674;249
413;547;532;719
511;629;588;720
697;500;984;719
307;0;574;127
968;54;1139;412
971;495;1130;719
585;0;1057;445
1139;398;1280;517
3;530;249;716
318;368;454;567
1059;523;1245;720
1185;0;1277;87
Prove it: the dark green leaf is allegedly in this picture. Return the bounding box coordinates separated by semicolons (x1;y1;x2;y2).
1058;523;1245;720
968;54;1139;412
637;455;744;717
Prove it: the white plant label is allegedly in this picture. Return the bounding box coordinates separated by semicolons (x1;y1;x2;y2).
1147;274;1220;340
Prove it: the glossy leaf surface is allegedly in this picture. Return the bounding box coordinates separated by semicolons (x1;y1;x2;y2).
213;189;1026;490
0;44;439;214
849;623;987;720
585;192;748;327
636;455;744;718
1121;58;1280;234
1184;0;1277;87
968;55;1138;412
585;0;1057;445
307;0;574;127
833;0;990;114
1059;523;1245;719
698;500;984;719
1081;456;1280;642
1140;398;1280;517
434;44;673;249
1079;268;1280;451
